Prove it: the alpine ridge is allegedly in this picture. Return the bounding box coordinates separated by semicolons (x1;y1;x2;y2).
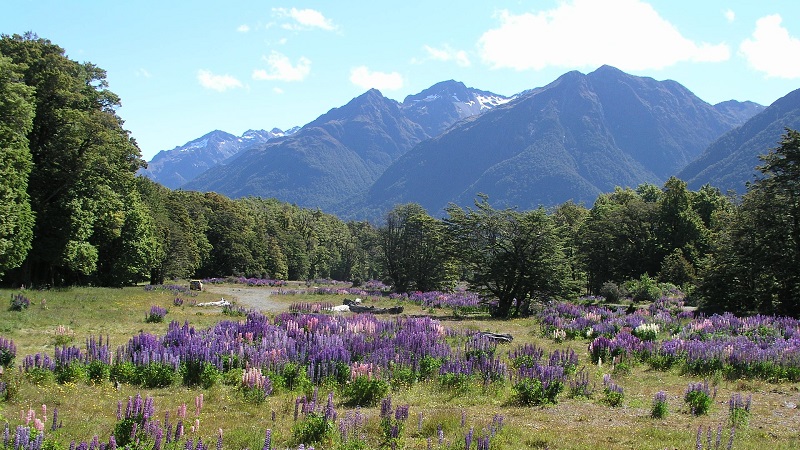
142;67;771;222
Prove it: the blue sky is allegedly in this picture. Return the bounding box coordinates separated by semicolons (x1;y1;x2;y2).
3;0;800;161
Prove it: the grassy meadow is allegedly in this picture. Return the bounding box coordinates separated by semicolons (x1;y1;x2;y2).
0;284;798;449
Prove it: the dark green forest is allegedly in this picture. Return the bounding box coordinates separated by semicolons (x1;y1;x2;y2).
1;33;798;318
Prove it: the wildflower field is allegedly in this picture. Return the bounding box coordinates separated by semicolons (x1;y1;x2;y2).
0;284;798;449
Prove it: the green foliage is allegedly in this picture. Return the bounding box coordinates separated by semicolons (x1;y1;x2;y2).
54;362;87;384
651;398;668;419
138;362;177;388
270;362;312;393
181;361;220;388
85;360;111;382
446;196;571;318
599;281;624;303
291;412;335;447
603;386;625;407
0;54;35;276
418;355;442;381
512;378;563;406
110;361;138;385
697;129;800;316
0;33;151;287
685;388;713;415
379;203;457;293
624;274;661;303
343;376;389;407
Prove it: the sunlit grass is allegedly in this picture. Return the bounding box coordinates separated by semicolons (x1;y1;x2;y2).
0;284;798;449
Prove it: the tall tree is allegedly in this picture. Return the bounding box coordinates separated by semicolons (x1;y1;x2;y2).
698;129;800;316
446;197;569;317
579;188;659;293
379;203;455;293
0;55;35;278
1;33;149;286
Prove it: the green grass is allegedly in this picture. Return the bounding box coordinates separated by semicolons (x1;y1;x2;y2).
1;285;799;449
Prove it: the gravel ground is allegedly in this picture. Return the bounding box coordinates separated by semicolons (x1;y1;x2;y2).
203;285;285;312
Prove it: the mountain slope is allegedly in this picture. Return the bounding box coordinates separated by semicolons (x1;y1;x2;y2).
180;83;508;208
139;129;291;189
357;66;754;219
679;88;800;192
182;89;429;209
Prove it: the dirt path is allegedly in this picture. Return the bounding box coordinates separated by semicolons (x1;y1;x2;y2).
203;285;286;312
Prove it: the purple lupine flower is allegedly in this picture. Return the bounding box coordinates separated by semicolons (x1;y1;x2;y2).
262;429;272;450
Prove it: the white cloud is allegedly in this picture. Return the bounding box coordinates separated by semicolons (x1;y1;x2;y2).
237;24;250;32
252;51;311;82
421;44;471;67
273;87;284;94
740;14;800;78
477;0;730;72
136;68;151;78
724;9;735;23
349;66;404;91
273;7;337;31
197;70;243;92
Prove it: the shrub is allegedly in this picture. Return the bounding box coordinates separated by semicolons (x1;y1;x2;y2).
292;412;334;447
241;367;273;404
145;305;167;323
729;393;752;427
418;356;442;381
0;337;16;368
86;360;111;382
181;361;220;388
10;293;30;311
138;362;177;388
599;282;623;303
602;374;624;407
343;376;389;407
651;391;669;418
271;362;311;393
684;381;713;415
110;362;138;385
568;367;594;399
625;274;661;303
55;362;87;384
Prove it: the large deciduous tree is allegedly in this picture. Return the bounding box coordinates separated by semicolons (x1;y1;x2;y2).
446;196;569;318
698;129;800;316
0;55;35;278
379;203;455;293
0;33;151;286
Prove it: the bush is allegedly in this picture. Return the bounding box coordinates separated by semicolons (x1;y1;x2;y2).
684;381;713;415
270;362;311;393
10;293;30;311
86;360;111;382
110;362;138;385
625;274;661;303
0;337;16;368
599;282;623;303
651;391;669;418
145;305;167;323
343;376;389;407
602;374;624;407
512;377;563;406
181;361;220;388
292;412;334;447
729;393;751;427
138;362;177;388
55;362;87;384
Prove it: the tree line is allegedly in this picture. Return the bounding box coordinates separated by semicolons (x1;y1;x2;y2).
1;33;798;318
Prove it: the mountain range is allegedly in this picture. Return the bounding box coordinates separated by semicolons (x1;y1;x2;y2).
137;65;800;221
